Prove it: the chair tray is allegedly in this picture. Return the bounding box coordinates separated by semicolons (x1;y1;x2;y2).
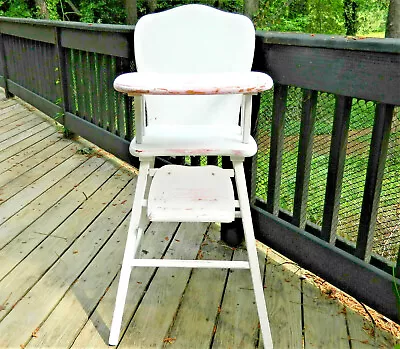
148;165;235;223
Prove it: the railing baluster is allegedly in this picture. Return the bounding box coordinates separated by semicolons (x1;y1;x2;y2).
292;89;318;229
321;95;352;243
266;83;288;215
355;103;395;262
207;156;218;166
190;156;201;166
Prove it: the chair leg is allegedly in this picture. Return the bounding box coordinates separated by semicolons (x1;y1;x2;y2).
232;159;274;349
109;159;152;346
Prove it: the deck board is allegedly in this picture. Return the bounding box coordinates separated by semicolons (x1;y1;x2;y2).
0;94;398;348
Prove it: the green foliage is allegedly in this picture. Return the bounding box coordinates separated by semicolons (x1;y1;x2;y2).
0;0;390;38
79;0;126;23
1;0;33;18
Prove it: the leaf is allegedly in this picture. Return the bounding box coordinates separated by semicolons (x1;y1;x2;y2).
163;337;176;344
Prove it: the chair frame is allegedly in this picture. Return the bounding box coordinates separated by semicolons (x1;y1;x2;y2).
109;5;274;348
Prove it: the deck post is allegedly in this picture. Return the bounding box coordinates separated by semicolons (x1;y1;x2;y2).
0;32;13;99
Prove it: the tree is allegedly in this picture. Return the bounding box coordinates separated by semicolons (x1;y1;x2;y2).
125;0;137;24
244;0;259;18
343;0;358;35
35;0;50;19
386;0;400;37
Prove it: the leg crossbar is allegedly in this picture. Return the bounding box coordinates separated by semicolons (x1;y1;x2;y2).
130;259;250;269
109;158;274;349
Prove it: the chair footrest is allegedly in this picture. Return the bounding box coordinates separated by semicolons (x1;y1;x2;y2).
131;259;250;269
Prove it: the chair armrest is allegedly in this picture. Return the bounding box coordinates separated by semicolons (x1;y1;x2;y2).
113;72;273;95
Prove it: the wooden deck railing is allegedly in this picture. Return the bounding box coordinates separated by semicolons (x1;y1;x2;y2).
0;17;399;323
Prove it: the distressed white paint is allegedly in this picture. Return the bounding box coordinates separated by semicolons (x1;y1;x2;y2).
110;4;274;348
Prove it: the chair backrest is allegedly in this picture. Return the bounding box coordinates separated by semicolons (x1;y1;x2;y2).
134;4;255;128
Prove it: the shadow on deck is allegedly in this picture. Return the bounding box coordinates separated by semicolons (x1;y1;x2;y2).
0;93;398;348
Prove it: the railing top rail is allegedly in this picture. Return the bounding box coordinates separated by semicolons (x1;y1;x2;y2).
257;31;400;54
0;16;399;54
0;16;135;33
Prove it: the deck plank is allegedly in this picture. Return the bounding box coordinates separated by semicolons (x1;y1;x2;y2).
165;224;234;349
0;121;51;152
0;157;112;249
0;130;61;174
0;148;86;225
0;174;135;348
260;249;303;349
0;137;72;189
303;279;350;348
0;169;132;322
25;215;131;348
71;222;180;348
0;112;42;141
0;126;55;163
0;106;30;127
0;104;27;125
212;248;263;349
0;157;110;278
0;111;34;132
118;222;209;348
347;307;398;348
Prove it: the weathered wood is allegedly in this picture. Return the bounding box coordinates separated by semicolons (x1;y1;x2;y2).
0;34;13;98
0;131;62;174
212;248;262;349
71;222;180;348
0;175;134;348
0;106;34;127
321;95;352;243
263;43;400;105
7;81;62;119
292;89;318;229
0;112;36;134
0;142;80;210
0;137;69;188
118;222;209;348
252;205;400;324
267;84;287;215
64;112;135;167
25;214;132;348
0;151;87;227
54;27;69;124
0;112;39;140
166;224;233;348
260;248;303;348
0;21;56;44
60;29;129;58
355;103;395;262
0;120;49;151
0;126;54;163
0;157;109;277
346;307;397;348
302;279;350;348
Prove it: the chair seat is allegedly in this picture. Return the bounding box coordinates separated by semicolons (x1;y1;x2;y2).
147;165;235;222
129;125;257;157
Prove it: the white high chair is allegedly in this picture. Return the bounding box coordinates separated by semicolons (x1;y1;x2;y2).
109;4;274;348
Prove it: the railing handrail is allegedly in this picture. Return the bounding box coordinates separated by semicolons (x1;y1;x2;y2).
257;30;400;54
0;16;135;33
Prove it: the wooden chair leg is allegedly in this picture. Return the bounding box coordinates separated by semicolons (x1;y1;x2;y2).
109;159;153;346
232;159;274;349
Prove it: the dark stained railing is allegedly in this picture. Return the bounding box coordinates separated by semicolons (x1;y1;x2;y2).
0;17;399;323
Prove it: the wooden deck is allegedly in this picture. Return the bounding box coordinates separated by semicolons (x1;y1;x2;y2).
0;93;398;348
